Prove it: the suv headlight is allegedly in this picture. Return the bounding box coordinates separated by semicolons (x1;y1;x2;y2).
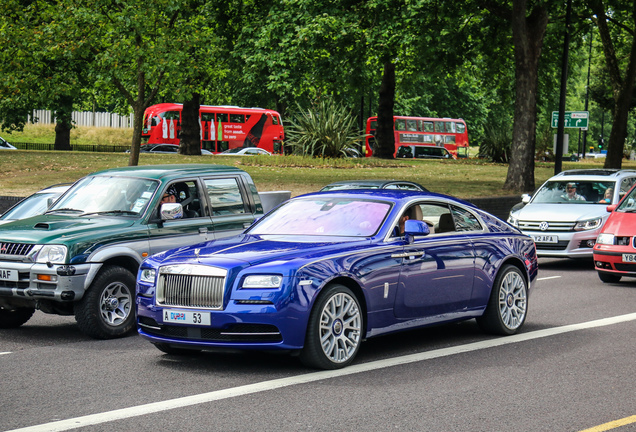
242;275;282;288
35;245;68;264
508;215;519;227
596;233;615;245
574;218;602;231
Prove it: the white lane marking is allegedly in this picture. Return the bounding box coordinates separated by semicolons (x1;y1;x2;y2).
538;276;561;281
8;312;636;432
0;352;11;355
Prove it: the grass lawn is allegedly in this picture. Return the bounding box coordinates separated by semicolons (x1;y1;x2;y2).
0;124;626;198
0;149;620;199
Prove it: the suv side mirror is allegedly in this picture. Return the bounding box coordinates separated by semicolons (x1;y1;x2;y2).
160;203;183;220
521;194;531;204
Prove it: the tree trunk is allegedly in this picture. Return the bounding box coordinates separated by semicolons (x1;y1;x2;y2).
373;60;396;159
128;102;144;167
591;0;636;169
503;1;548;193
180;93;202;155
53;96;73;151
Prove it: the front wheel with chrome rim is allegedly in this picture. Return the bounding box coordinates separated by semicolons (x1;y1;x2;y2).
75;265;136;339
300;284;363;370
477;264;528;335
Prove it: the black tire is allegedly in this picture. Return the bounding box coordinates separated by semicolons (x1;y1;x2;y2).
477;264;528;336
300;284;363;370
0;307;35;329
153;343;201;356
598;271;621;283
74;265;136;339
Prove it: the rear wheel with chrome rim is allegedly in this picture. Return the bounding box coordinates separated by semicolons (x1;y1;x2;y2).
477;264;528;335
300;284;363;370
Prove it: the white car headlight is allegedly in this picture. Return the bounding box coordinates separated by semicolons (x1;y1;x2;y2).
139;268;156;283
508;215;519;227
574;218;602;231
242;275;282;289
35;245;68;264
596;233;615;245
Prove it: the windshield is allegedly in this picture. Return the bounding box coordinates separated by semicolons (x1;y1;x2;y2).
249;198;392;237
0;192;61;220
48;176;159;216
616;186;636;212
531;180;615;204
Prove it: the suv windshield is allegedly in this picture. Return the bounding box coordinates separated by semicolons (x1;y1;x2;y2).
532;180;615;204
48;176;159;216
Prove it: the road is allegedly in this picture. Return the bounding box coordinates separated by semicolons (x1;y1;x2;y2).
1;258;635;432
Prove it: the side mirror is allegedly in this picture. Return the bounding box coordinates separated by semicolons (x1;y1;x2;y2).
606;204;617;213
521;194;531;204
160;203;183;220
404;220;430;243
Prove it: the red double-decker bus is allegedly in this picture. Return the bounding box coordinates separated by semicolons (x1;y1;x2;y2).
364;116;470;158
142;103;285;154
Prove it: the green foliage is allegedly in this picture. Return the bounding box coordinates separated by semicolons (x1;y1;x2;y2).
286;98;368;158
478;120;512;163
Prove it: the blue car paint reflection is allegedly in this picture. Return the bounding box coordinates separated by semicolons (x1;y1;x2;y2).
136;189;538;369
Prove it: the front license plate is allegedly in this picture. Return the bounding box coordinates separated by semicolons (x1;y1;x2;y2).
622;254;636;263
0;268;18;282
162;309;211;326
531;235;558;244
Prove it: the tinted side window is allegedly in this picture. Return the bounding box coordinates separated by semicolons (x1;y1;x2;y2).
450;205;483;232
204;178;246;216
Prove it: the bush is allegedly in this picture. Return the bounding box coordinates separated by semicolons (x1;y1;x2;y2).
285;98;367;158
478;121;511;163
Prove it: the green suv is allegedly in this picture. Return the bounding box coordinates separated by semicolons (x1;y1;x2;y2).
0;164;268;338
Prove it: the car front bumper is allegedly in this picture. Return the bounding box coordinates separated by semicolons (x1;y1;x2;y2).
522;229;599;258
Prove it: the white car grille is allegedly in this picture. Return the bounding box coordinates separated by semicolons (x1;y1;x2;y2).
518;221;576;231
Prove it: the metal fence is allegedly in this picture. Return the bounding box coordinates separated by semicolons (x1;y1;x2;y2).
28;110;134;128
10;142;129;153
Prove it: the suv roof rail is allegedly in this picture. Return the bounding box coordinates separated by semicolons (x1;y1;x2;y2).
558;169;632;177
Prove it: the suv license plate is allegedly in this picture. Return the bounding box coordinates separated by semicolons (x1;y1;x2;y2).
622;254;636;263
0;268;18;281
531;235;558;244
163;309;211;326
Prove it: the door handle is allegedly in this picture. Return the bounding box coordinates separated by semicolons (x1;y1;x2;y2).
199;227;208;234
391;251;425;258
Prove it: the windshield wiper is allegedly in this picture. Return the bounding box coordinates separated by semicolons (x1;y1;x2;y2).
81;210;138;216
45;208;83;214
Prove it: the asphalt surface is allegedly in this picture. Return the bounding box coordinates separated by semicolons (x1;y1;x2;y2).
1;257;635;432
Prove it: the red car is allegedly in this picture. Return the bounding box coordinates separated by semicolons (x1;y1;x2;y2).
593;183;636;282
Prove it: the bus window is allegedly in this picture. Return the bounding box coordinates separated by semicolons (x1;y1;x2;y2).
272;115;279;125
423;134;433;143
422;121;434;132
406;120;417;131
217;113;229;123
395;119;406;131
218;141;229;152
445;135;456;144
445;122;456;133
434;121;444;133
456;122;466;133
370;120;377;131
201;113;214;122
230;114;245;123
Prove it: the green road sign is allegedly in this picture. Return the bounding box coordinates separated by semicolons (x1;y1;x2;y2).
551;111;589;128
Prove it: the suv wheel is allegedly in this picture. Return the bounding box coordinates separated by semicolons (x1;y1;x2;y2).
75;265;136;339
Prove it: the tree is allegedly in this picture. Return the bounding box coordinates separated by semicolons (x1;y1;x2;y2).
589;0;636;168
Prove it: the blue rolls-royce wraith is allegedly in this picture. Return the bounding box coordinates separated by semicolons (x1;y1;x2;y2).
136;189;538;369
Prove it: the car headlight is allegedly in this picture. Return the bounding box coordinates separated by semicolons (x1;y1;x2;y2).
574;218;602;231
596;233;615;245
35;245;67;264
508;215;519;227
139;268;156;283
242;275;282;289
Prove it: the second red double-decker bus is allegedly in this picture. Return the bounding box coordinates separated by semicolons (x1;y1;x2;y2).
365;116;470;158
142;103;285;154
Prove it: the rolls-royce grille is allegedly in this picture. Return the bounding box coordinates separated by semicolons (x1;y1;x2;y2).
0;242;35;257
156;264;226;309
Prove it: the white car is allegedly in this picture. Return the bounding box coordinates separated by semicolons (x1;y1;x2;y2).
221;147;271;156
0;184;71;225
508;169;636;258
0;136;16;150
